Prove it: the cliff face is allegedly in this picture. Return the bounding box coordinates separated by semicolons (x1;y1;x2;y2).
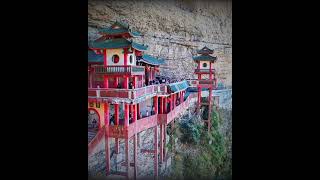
88;0;232;87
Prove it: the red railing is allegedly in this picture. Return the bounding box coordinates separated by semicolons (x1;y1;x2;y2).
93;65;145;75
158;92;195;125
88;127;105;155
194;69;215;73
106;114;158;138
88;85;161;99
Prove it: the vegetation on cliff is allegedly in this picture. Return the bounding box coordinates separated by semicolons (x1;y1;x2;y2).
169;107;232;180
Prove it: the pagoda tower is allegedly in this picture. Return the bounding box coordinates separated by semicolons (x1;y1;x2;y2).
193;46;217;132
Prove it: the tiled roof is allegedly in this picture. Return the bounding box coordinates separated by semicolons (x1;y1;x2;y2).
88;49;103;63
99;21;141;37
89;38;148;51
197;46;214;54
138;54;165;65
192;54;217;62
168;80;189;93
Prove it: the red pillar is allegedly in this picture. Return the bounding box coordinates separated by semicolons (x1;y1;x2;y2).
124;76;129;89
104;75;108;88
208;88;212;132
133;134;138;180
125;138;130;180
160;124;163;163
170;95;173;111
137;103;140;119
114;104;120;154
115;77;119;88
154;96;158;114
154;126;158;179
133;104;137;123
209;62;213;80
173;93;176;108
160;97;164;114
124;104;129;127
104;103;110;175
163;125;167;161
197;86;201;112
164;97;168;114
133;76;137;89
124;48;128;66
103;49;107;66
104;103;110;126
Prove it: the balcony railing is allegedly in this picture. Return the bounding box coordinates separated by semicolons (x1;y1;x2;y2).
93;65;145;75
194;69;215;74
106;114;158;138
88;84;166;99
158;92;196;124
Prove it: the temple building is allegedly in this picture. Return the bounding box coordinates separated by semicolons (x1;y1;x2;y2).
88;21;190;180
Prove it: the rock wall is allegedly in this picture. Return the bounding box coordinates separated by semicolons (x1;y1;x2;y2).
88;0;232;87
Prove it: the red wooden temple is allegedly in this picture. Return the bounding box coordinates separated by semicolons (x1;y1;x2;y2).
88;21;190;180
192;46;218;131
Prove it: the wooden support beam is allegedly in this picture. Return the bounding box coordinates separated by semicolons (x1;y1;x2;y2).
125;138;130;180
163;124;167;161
160;124;163;163
133;134;138;180
154;126;158;179
105;129;110;175
114;104;120;154
124;104;129;127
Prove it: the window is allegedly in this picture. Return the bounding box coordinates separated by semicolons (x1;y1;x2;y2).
203;63;207;68
112;54;120;63
129;55;133;64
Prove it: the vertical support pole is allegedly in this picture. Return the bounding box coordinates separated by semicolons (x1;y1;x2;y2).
133;76;137;89
164;97;167;114
170;95;173;111
154;126;158;179
160;124;163;163
114;104;120;154
154;96;158;114
160;97;164;114
125;138;130;180
104;102;110;127
133;104;137;123
137;132;140;148
124;104;129;127
133;134;137;180
137;103;140;119
197;86;201;112
104;102;110;175
208;88;212;132
124;76;129;89
209;62;213;80
163;124;167;161
180;91;184;103
104;75;108;88
115;77;119;88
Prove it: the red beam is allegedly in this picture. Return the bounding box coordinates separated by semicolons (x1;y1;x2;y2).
154;126;158;179
125;138;130;179
133;134;138;180
105;130;110;175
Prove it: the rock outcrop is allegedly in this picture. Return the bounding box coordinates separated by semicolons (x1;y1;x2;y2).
88;0;232;87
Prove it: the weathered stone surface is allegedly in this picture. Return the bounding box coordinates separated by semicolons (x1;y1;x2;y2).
88;0;232;87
